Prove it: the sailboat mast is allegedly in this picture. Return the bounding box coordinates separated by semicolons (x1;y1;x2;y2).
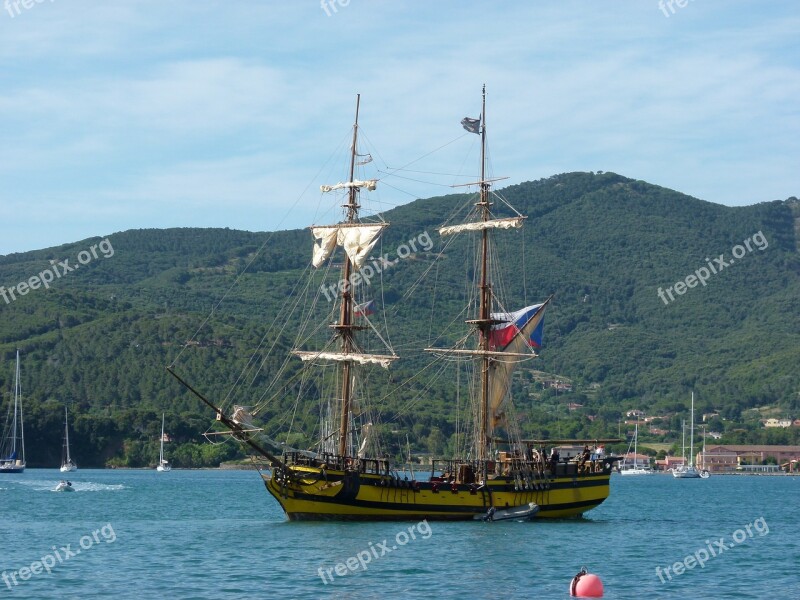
64;406;71;463
160;413;165;462
689;392;695;468
12;349;23;461
337;94;361;458
681;419;685;462
477;85;491;467
702;424;706;470
10;350;18;456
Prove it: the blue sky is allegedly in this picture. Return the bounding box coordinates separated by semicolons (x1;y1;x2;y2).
1;1;798;255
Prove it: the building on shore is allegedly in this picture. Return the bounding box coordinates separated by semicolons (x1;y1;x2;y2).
697;445;800;473
654;456;685;471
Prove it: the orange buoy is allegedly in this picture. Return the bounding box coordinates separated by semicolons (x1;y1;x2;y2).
569;567;603;598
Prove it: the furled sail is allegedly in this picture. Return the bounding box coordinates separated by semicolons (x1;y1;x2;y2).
357;423;373;458
439;216;524;237
487;301;548;432
292;350;398;369
320;179;377;193
311;224;386;269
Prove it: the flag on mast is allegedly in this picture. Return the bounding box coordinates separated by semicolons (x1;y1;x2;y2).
354;300;376;317
489;303;545;349
461;116;481;134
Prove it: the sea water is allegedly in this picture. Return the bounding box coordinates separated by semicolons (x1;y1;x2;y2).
1;469;797;599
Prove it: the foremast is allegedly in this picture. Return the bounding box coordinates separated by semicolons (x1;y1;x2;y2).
296;94;397;460
336;94;362;458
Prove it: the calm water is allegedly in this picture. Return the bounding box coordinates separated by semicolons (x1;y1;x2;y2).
1;470;798;599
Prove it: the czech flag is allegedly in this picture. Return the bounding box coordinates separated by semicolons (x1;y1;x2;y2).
354;300;376;317
489;303;545;350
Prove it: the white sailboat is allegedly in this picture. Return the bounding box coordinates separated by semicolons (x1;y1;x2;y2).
619;422;652;476
60;405;77;472
156;413;171;472
672;392;709;479
0;350;26;474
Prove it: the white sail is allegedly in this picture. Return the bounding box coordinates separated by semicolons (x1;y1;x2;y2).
357;423;373;458
320;179;377;193
292;350;398;369
311;227;339;268
311;224;386;269
487;302;548;432
231;405;255;428
439;217;524;237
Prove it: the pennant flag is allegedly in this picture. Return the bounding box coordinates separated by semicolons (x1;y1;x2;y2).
461;116;481;134
489;303;545;350
356;153;373;166
354;299;376;317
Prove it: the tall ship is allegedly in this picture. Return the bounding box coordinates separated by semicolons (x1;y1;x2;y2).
169;88;619;520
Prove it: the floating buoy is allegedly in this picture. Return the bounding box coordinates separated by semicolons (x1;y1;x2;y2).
569;567;603;598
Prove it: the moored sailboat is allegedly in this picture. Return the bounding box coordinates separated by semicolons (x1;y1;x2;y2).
0;350;26;474
156;413;171;472
169;88;619;520
60;405;77;472
672;392;709;479
619;423;652;476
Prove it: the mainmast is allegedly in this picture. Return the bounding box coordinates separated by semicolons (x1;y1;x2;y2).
435;86;531;472
337;95;361;458
476;85;491;467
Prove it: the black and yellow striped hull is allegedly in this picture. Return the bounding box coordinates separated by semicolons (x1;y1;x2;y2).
263;465;611;521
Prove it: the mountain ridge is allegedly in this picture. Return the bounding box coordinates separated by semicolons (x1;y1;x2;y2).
1;171;798;467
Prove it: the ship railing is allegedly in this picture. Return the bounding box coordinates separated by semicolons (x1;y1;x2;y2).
429;456;609;482
282;451;390;475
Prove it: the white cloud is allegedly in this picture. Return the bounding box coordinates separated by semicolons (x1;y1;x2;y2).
0;0;797;254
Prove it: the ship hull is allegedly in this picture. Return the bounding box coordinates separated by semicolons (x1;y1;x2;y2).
0;466;25;474
263;465;611;521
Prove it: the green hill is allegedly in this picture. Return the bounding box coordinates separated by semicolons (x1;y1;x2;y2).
1;172;798;467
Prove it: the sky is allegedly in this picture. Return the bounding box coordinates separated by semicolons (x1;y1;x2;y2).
0;1;798;255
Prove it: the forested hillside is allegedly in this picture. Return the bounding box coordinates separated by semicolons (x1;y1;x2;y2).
1;172;798;467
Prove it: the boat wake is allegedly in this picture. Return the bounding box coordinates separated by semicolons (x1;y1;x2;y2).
16;480;126;492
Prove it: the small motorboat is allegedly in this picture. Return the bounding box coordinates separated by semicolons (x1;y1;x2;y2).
54;480;75;492
476;502;540;522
